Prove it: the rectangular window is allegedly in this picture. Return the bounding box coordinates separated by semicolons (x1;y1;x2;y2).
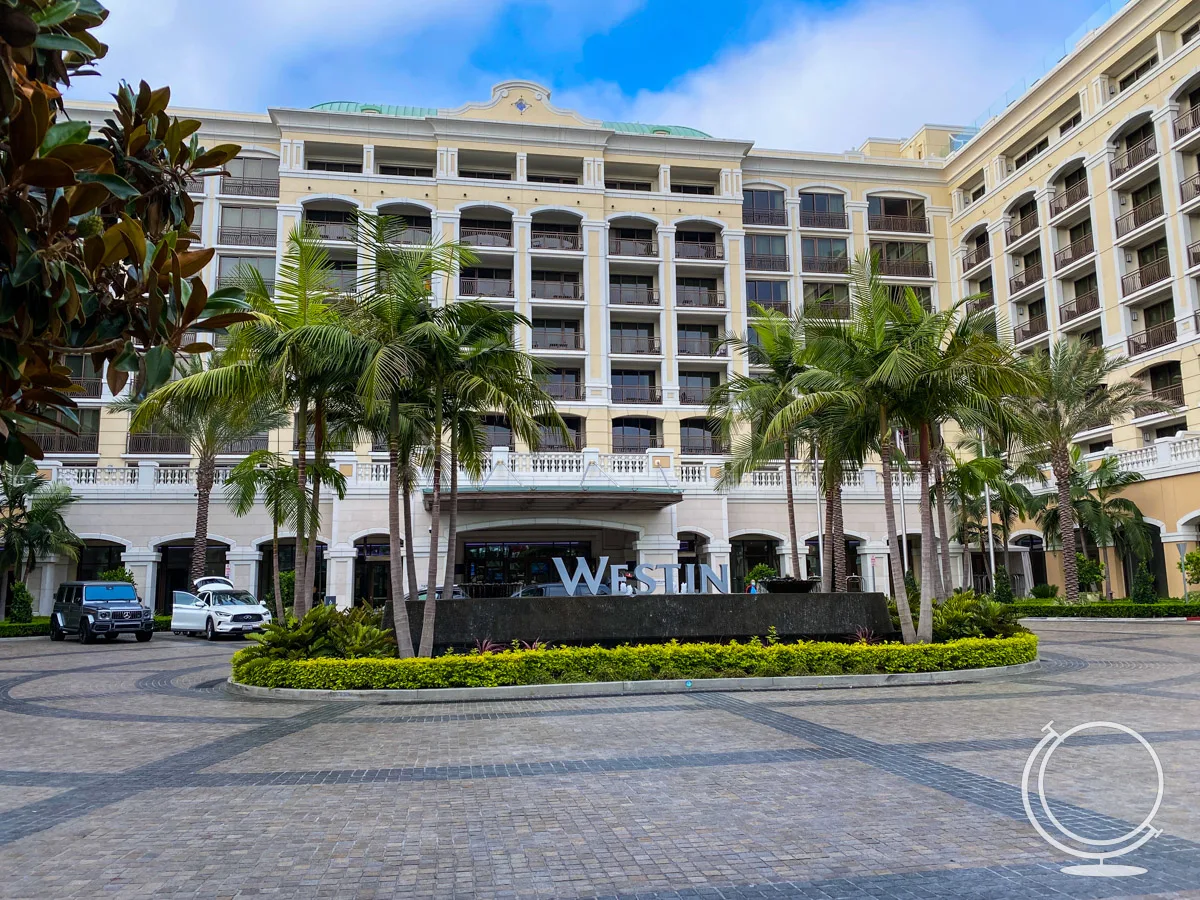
671;183;715;195
803;283;849;304
306;159;363;173
226;157;279;180
1119;55;1158;92
745;280;787;302
1059;112;1082;136
868;197;925;218
746;234;787;256
1184;21;1200;44
1143;299;1174;328
1068;219;1092;244
605;180;652;191
802;237;848;258
1137;239;1168;267
221;206;275;229
379;164;433;177
1064;167;1088;190
798;192;845;214
970;184;986;202
1131;179;1162;208
459;170;512;180
1014;137;1050;170
1080;327;1102;348
743;189;784;210
528;174;579;184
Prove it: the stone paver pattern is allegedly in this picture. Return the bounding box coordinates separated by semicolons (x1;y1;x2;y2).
0;621;1198;898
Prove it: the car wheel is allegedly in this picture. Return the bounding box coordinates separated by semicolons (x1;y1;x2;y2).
205;619;217;641
49;620;65;642
79;622;95;645
135;631;152;643
104;633;119;642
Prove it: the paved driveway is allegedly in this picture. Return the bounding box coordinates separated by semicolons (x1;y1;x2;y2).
0;622;1198;898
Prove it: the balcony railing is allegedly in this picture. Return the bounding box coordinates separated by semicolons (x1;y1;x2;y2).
1050;181;1089;218
795;210;848;229
1151;382;1185;407
962;244;990;271
71;376;103;399
611;385;662;404
1014;316;1048;343
1182;172;1200;204
743;208;787;226
530;230;582;251
540;381;584;401
221;176;280;197
677;336;725;357
218;226;276;247
460;277;514;298
745;253;789;271
386;227;432;245
1004;212;1038;245
1173;105;1200;140
531;329;583;351
1009;263;1043;294
217;273;275;294
679;385;716;406
1120;257;1170;296
748;299;789;315
611;433;664;451
1189;240;1200;268
537;432;585;452
676;288;726;309
304;219;353;241
1054;233;1094;269
531;281;583;300
609;237;657;257
128;433;190;455
807;300;851;319
675;240;724;260
802;255;849;274
219;435;270;455
1115;195;1164;237
1059;289;1100;323
461;226;513;248
609;285;659;306
31;431;100;454
869;215;929;234
184;176;205;194
878;258;933;278
327;269;358;292
1127;319;1177;356
1111;137;1156;180
680;437;728;455
610;335;661;354
967;294;994;314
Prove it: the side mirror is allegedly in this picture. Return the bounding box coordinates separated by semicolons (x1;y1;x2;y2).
194;600;206;607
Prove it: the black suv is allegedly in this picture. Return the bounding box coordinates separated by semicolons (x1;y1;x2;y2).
50;581;154;643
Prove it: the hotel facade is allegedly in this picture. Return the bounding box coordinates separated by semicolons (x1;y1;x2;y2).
34;0;1200;612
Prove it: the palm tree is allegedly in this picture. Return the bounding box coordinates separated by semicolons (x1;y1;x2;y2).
0;461;81;617
1016;342;1168;604
941;450;1003;589
122;352;289;584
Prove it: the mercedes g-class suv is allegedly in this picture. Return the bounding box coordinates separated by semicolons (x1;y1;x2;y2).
50;581;154;643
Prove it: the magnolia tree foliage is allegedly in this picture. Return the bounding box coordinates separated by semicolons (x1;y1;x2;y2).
0;0;246;462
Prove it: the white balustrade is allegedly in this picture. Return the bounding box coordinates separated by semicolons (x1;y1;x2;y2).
1113;446;1156;472
600;454;648;476
1170;435;1200;464
58;466;136;487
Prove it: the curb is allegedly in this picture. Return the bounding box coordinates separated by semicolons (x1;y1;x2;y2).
1020;617;1194;623
224;658;1042;704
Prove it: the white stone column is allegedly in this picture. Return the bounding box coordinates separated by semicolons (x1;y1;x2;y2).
634;536;679;594
362;144;375;175
226;547;262;594
122;549;161;609
515;152;528;182
658;164;671;194
36;554;59;615
862;543;891;594
324;546;356;610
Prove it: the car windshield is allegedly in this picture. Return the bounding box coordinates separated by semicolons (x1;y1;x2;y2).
208;591;257;606
83;584;137;602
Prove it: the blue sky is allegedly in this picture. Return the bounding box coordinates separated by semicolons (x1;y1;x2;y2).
85;0;1111;151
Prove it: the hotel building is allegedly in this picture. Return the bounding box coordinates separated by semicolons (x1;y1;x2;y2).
34;0;1200;611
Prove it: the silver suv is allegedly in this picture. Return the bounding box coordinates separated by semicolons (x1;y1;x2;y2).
50;581;154;643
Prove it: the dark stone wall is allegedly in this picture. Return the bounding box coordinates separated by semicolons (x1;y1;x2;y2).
403;593;894;648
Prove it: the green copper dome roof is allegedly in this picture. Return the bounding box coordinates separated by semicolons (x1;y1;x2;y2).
310;101;710;138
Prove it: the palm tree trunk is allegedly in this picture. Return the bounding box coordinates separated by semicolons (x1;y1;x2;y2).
402;464;420;635
916;422;936;642
439;428;460;611
1054;445;1079;603
298;400;324;616
293;396;309;608
0;570;8;621
419;396;444;658
823;483;835;592
389;435;415;657
271;524;284;621
189;452;216;585
831;482;847;591
933;449;954;593
782;441;801;578
879;412;915;643
1104;542;1115;601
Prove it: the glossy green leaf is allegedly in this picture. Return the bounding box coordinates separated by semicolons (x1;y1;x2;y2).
39;119;90;155
32;32;93;54
142;344;175;392
75;172;139;200
32;1;80;26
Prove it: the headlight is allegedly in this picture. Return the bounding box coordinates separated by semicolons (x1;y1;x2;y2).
142;607;154;618
213;610;231;618
97;610;110;620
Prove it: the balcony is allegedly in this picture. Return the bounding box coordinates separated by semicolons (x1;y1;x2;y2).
327;269;358;293
675;240;724;261
531;230;582;251
679;385;716;406
218;226;276;247
217;273;274;294
878;258;932;278
1115;195;1164;238
869;215;929;234
612;432;664;451
531;281;583;300
1059;289;1100;323
460;277;513;299
743;208;787;226
962;244;990;272
807;300;851;319
748;299;789;315
128;433;189;455
305;219;353;241
531;329;583;351
745;253;789;272
967;294;994;314
461;225;513;248
611;385;662;404
1111;137;1156;180
31;431;99;454
1014;316;1048;344
1009;263;1043;295
1054;233;1094;270
1004;212;1038;245
676;288;726;309
540;381;584;401
802;255;849;275
677;336;726;357
796;210;848;230
609;285;659;306
1189;240;1200;268
1120;257;1170;296
537;432;585;452
1151;382;1185;408
221;176;279;197
609;237;657;257
219;435;270;455
1173;106;1200;140
387;227;431;245
71;376;103;400
680;436;728;455
184;176;205;194
1127;319;1176;356
1049;181;1089;218
1182;173;1200;205
611;335;662;355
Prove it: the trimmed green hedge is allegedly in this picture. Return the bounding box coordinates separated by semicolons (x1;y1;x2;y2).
231;633;1039;691
1013;602;1200;619
0;616;173;638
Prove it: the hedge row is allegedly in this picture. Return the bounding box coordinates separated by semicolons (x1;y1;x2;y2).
1013;602;1200;619
0;616;173;638
231;633;1039;691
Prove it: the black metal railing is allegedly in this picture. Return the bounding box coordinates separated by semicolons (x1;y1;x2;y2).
610;385;662;404
218;226;276;247
610;335;661;354
460;277;514;298
675;240;724;260
1009;263;1043;294
676;337;725;357
1005;212;1038;245
128;433;189;455
1050;181;1088;217
609;237;657;257
962;244;990;271
609;285;659;306
795;210;848;229
1014;316;1048;343
530;230;582;251
1054;233;1094;269
531;329;583;351
1127;319;1176;356
743;208;787;226
221;177;279;197
869;215;929;234
1059;290;1099;323
1115;195;1164;237
1111;137;1156;179
676;288;726;308
801;255;848;274
1120;257;1170;296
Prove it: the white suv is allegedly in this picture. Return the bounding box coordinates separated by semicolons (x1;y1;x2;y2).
170;576;273;641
